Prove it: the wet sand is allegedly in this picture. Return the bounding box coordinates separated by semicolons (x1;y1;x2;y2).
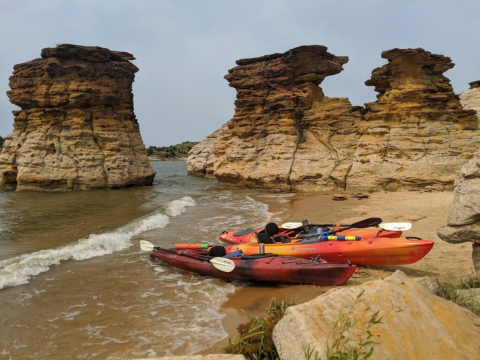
197;190;474;354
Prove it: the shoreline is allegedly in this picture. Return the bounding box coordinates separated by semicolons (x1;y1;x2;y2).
197;190;474;355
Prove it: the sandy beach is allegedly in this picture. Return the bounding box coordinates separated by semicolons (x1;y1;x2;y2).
198;190;474;354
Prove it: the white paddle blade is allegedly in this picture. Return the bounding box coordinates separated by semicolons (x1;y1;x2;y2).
140;240;155;252
210;257;235;272
282;222;303;229
379;222;412;231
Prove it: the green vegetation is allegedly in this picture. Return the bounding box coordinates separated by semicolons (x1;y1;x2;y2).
145;141;198;159
223;292;382;360
223;297;295;360
434;273;480;315
0;136;4;149
304;290;382;360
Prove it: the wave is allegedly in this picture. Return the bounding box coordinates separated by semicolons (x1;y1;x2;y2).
0;196;196;289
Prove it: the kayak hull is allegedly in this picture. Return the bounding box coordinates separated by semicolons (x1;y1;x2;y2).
150;249;356;286
224;237;434;266
219;227;402;244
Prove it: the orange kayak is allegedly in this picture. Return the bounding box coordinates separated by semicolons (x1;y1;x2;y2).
219;227;402;244
222;237;434;266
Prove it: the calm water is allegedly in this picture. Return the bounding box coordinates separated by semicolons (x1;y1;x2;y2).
0;161;296;359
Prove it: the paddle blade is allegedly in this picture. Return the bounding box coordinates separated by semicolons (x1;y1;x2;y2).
210;257;235;272
350;217;382;228
282;222;304;229
379;222;412;231
140;240;155;252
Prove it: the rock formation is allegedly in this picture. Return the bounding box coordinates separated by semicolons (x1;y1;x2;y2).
349;48;478;189
460;80;480;116
212;45;360;191
0;44;156;191
437;149;480;277
186;124;227;178
273;271;480;359
188;46;479;192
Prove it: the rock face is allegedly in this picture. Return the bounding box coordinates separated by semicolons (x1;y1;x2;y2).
460;80;480;116
437;150;480;275
0;44;156;191
349;49;478;189
189;46;479;192
273;271;480;360
186;124;227;178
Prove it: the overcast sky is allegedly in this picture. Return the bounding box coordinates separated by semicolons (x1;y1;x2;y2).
1;0;479;147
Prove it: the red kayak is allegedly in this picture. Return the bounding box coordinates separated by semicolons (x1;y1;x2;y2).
149;247;356;286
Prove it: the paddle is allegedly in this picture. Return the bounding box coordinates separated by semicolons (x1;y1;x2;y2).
378;222;412;231
283;218;408;231
139;240;235;272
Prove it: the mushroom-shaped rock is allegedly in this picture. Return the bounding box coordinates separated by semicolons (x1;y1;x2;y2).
0;44;156;191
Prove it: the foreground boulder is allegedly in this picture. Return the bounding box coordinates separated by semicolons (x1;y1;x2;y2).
273;271;480;360
0;44;156;191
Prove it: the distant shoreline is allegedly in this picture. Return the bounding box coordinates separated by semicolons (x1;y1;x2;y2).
148;157;186;161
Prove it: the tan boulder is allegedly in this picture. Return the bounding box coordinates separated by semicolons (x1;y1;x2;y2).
273;271;480;360
0;44;156;191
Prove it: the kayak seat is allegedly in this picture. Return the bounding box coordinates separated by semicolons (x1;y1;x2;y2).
233;228;255;236
207;246;227;257
273;234;291;243
265;223;280;237
257;232;275;244
224;250;243;258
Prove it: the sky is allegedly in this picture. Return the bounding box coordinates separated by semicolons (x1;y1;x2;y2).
1;0;479;147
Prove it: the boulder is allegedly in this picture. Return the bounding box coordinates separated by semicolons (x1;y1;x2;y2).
273;271;480;360
0;44;156;191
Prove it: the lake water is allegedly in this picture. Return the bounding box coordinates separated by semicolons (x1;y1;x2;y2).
0;161;296;359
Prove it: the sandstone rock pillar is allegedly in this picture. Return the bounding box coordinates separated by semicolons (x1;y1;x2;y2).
349;48;478;190
0;44;156;191
213;45;358;191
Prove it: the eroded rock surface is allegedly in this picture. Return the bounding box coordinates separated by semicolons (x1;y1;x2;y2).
437;149;480;274
0;44;155;191
186;124;227;178
189;46;479;192
460;80;480;116
273;271;480;360
349;49;479;190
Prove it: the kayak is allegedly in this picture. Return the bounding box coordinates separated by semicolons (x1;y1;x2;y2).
219;237;434;266
149;247;357;286
219;226;402;244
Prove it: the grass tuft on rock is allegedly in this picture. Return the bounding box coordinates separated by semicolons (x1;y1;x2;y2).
223;297;295;360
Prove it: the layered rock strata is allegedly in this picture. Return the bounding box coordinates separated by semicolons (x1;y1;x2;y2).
0;44;155;191
349;48;479;189
188;46;479;192
212;45;360;191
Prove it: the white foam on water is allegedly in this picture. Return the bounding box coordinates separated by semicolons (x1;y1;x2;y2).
0;196;196;289
140;263;242;357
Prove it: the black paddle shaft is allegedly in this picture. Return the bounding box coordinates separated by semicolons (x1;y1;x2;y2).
330;217;382;235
